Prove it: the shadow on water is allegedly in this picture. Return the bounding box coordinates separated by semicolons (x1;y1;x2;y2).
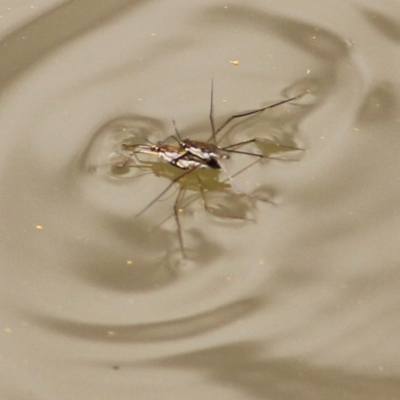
68;213;223;291
358;6;400;43
22;297;263;342
0;0;149;88
355;82;398;124
143;341;400;400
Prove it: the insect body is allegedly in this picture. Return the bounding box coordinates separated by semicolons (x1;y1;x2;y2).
122;141;222;170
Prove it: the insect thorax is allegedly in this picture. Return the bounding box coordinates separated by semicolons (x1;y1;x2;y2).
181;139;229;161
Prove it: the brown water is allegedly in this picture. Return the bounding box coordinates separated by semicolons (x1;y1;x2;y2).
1;1;400;399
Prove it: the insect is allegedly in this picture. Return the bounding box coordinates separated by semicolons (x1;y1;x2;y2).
120;83;308;259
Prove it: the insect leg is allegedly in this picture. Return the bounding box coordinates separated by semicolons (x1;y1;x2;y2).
223;138;304;152
214;90;309;141
117;150;141;168
227;158;276;205
196;170;254;221
135;169;193;217
173;187;187;258
209;79;217;145
158;128;181;145
171;119;183;142
195;173;212;213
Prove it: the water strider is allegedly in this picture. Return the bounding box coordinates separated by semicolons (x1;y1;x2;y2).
120;83;309;259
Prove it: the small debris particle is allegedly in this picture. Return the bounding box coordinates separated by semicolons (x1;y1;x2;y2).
126;260;133;265
230;60;239;66
35;225;43;230
4;327;12;334
345;39;354;47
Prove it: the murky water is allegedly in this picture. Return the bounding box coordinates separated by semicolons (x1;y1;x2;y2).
1;1;400;399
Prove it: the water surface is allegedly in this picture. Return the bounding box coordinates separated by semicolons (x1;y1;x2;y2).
1;1;400;399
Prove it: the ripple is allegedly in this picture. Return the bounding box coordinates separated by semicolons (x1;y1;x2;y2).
1;1;399;399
